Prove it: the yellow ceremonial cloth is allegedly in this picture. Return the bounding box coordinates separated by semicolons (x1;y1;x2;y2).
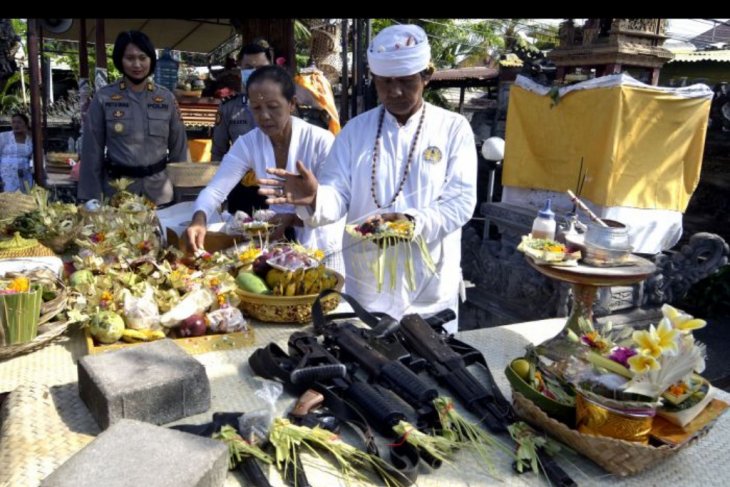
502;82;711;212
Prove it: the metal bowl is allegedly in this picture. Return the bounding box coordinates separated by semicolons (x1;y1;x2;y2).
585;219;631;250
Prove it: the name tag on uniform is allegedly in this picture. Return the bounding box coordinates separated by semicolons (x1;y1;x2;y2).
231;119;249;125
147;103;169;110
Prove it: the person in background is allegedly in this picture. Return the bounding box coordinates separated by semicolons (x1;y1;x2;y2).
187;65;345;274
211;39;274;215
0;112;33;193
259;25;477;332
78;30;187;206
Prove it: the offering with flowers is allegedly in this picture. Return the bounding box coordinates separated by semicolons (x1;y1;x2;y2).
345;215;435;292
0;275;42;345
528;304;727;445
517;235;581;266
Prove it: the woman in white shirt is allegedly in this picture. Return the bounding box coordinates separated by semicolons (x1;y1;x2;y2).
0;112;33;193
187;65;344;273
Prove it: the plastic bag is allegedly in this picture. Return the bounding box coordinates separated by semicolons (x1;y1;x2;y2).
238;378;283;442
122;284;161;330
205;307;247;333
159;288;215;328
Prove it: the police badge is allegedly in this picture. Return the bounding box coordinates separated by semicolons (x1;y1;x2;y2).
423;146;442;163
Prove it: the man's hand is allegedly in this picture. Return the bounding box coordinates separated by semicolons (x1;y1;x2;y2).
258;160;318;207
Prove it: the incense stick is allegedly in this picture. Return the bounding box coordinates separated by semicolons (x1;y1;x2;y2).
566;190;608;227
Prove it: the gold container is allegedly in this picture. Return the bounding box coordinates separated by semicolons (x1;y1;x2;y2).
576;393;655;444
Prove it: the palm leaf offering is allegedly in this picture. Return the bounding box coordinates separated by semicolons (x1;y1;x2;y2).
346;219;436;292
269;418;406;487
517;235;581;266
212;425;273;469
433;396;512;476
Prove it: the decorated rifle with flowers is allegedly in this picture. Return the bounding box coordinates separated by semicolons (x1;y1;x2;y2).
395;313;576;486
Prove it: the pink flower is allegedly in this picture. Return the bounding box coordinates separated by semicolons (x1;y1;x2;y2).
608;346;637;367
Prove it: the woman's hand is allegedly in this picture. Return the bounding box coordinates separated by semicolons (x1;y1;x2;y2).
185;211;208;253
268;213;301;241
258;160;319;207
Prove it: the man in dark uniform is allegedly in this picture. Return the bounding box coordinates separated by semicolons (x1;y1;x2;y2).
79;30;188;206
211;40;272;215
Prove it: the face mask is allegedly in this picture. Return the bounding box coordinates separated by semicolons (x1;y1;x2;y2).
241;68;255;88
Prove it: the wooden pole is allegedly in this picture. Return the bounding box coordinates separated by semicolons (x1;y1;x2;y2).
27;19;46;187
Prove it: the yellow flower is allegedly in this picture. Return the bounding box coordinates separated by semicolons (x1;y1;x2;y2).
632;328;662;358
100;290;113;302
628;352;661;374
8;277;30;293
632;322;678;358
655;319;679;354
239;247;262;264
661;304;706;333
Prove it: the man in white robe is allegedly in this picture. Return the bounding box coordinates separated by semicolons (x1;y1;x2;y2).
260;25;477;332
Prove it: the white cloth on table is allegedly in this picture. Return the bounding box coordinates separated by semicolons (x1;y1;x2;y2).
297;102;477;331
501;186;683;254
194;117;345;271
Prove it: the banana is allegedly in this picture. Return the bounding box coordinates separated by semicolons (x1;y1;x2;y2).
121;328;166;343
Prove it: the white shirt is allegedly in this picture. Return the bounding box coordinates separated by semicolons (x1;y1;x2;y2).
0;131;33;192
194;117;344;259
298;102;477;319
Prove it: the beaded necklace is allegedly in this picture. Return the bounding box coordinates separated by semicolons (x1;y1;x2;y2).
370;104;426;209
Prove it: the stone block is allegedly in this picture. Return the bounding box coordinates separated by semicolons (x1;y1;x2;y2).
41;419;228;487
78;339;210;429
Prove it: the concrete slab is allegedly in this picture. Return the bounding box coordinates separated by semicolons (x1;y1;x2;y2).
78;339;211;429
41;419;228;487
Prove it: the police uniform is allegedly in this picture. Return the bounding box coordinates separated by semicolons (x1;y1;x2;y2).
211;93;266;215
78;79;188;205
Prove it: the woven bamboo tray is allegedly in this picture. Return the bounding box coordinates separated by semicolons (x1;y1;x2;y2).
167;161;219;188
84;327;255;356
174;89;203;98
512;390;699;476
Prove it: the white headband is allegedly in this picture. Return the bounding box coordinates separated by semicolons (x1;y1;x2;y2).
367;24;431;77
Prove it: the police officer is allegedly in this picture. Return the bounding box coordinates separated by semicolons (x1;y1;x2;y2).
211;40;272;214
79;30;188;206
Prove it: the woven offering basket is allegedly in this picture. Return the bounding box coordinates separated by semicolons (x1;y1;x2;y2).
512;391;698;476
0;193;37;228
0;280;69;360
167;162;219;188
236;271;344;324
38;219;82;254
